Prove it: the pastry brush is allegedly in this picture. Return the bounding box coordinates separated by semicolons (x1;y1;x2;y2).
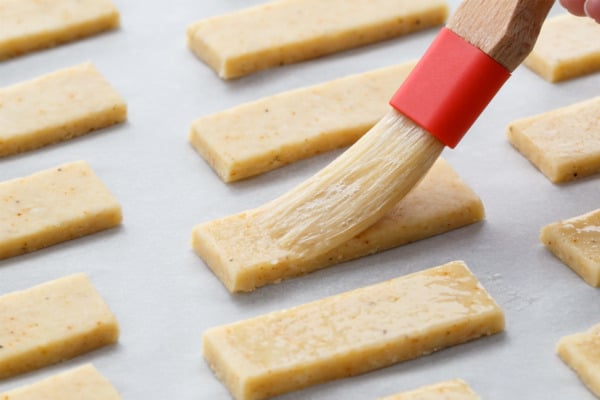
256;0;554;259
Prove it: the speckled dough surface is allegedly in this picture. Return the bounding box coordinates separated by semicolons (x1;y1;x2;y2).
192;158;484;292
202;261;504;400
541;208;600;287
557;323;600;397
524;14;600;82
0;0;120;60
0;364;121;399
187;0;448;79
190;62;415;182
0;274;119;379
0;160;122;260
0;63;126;157
506;96;600;183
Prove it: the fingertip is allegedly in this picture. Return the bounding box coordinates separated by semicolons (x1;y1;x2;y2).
584;0;600;23
560;0;587;16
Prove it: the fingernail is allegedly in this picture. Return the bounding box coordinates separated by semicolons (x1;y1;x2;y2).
584;0;590;16
584;0;600;22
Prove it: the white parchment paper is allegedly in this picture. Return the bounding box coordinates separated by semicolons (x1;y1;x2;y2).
0;1;599;398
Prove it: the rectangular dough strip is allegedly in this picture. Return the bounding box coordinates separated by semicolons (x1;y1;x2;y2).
0;62;127;158
0;274;119;379
0;160;122;260
557;323;600;397
203;261;504;400
524;14;600;82
0;0;120;60
0;364;121;399
541;208;600;287
192;158;484;292
187;0;448;79
506;96;600;183
190;62;415;182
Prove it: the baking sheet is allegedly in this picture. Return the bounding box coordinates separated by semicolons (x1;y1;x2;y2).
1;1;599;398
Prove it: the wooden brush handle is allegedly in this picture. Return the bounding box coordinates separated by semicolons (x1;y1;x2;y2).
447;0;554;71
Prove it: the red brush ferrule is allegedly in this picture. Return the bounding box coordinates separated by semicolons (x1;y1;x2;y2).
389;27;510;148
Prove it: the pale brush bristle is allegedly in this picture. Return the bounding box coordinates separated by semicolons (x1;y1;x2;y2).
255;108;445;259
